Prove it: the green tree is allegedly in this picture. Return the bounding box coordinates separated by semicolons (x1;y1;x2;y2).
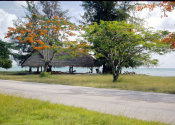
0;40;12;69
81;1;136;24
81;1;144;73
83;21;169;82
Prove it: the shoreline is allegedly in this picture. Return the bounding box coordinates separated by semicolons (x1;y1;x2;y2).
1;70;175;77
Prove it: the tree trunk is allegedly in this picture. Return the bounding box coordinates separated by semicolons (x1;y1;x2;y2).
112;60;116;82
44;64;48;72
41;49;56;72
37;67;39;73
113;72;117;82
113;67;121;82
112;59;122;82
119;68;122;74
44;60;52;72
112;65;117;82
48;66;52;72
29;67;32;73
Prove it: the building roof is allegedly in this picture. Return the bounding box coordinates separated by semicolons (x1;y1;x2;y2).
21;49;95;67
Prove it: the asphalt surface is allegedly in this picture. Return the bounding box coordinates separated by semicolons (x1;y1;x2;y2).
0;79;175;124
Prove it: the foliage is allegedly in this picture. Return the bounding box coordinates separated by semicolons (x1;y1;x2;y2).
0;40;12;69
40;71;51;77
94;50;160;69
5;14;90;71
123;53;159;68
81;1;138;24
161;32;175;49
83;20;169;82
81;1;146;74
0;59;12;69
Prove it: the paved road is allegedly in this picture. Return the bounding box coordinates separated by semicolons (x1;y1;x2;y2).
0;79;175;124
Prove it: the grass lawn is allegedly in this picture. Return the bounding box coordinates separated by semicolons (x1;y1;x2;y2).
0;93;167;125
0;71;175;94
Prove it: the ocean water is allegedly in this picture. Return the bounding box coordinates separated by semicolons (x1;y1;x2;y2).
0;66;175;77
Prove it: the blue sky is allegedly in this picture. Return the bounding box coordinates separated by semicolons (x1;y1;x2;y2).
0;1;175;68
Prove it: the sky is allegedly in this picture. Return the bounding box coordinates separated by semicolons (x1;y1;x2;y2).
0;1;175;68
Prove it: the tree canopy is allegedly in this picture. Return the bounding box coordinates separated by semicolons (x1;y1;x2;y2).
83;21;169;81
0;40;12;69
81;1;138;24
5;14;90;71
81;1;146;74
7;1;70;65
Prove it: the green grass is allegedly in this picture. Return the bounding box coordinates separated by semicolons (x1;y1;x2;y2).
0;93;167;125
0;71;175;94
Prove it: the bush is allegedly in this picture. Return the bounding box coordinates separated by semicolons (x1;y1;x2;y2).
40;72;51;77
0;58;12;69
0;40;12;69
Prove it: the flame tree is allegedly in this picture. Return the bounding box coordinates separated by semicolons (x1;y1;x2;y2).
137;1;175;49
5;14;90;72
137;1;175;17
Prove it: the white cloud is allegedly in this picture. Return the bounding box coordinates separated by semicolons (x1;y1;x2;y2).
151;52;175;68
155;10;175;32
136;1;148;4
134;4;175;32
0;9;17;41
133;5;175;68
0;9;18;66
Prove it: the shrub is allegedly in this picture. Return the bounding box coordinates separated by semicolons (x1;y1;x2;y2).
40;72;51;77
